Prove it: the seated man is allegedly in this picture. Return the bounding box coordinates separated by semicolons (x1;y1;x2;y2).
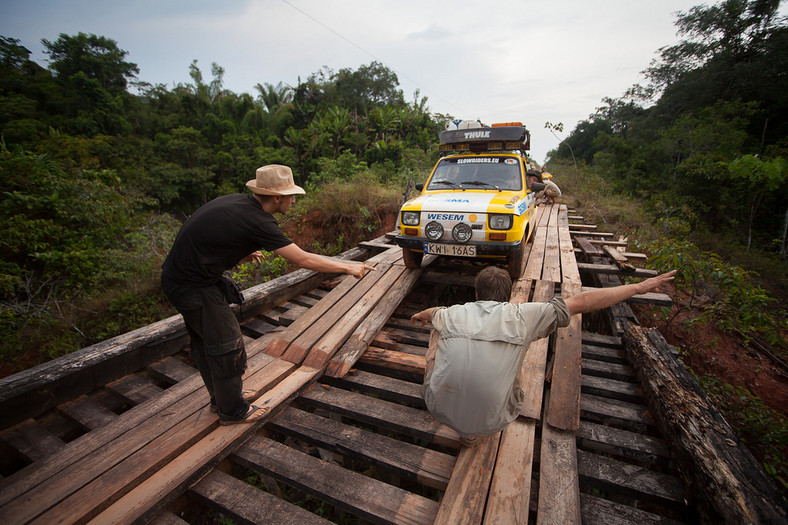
411;266;675;445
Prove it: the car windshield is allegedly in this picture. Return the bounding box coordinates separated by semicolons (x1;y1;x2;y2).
426;157;522;191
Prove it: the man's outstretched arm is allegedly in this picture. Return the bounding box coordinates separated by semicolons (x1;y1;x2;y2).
564;270;676;316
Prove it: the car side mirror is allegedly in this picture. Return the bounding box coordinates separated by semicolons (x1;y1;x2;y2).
415;183;424;191
530;182;545;192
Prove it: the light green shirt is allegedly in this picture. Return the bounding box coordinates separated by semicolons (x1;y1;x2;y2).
424;298;570;437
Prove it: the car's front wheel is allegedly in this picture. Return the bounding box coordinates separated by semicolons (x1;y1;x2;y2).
507;242;525;279
402;247;424;269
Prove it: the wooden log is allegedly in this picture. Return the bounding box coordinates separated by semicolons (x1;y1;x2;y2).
623;323;788;524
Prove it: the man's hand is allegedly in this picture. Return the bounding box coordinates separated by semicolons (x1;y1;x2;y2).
348;263;375;279
411;307;438;326
242;251;265;264
634;270;677;294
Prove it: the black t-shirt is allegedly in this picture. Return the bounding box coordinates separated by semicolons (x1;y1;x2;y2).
162;194;292;285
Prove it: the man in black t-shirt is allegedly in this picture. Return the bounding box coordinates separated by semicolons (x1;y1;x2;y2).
162;164;374;424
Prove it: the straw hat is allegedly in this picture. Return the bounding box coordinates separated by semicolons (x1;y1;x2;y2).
246;165;305;196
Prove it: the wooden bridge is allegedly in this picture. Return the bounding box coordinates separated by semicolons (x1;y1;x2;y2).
0;203;784;524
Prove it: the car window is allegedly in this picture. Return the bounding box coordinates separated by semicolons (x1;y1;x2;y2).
427;157;522;191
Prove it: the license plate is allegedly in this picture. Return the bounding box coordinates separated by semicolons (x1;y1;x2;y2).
426;243;476;257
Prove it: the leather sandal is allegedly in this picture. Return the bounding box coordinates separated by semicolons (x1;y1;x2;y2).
219;404;267;425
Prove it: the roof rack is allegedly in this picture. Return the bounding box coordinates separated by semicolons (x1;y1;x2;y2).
439;123;530;154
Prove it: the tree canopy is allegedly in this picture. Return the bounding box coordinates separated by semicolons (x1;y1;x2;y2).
550;0;787;254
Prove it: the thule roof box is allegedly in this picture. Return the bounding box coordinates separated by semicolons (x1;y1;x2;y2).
439;122;530;154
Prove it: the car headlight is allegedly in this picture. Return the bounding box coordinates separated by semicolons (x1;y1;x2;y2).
488;214;513;230
425;221;444;241
401;211;419;226
452;223;473;243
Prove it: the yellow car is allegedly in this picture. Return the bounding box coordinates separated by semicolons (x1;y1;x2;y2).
396;122;545;278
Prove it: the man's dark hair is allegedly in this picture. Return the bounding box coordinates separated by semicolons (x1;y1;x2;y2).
475;266;512;302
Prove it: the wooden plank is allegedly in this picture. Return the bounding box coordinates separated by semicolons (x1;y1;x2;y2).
523;212;549;280
582;344;627;364
299;385;460;447
577;263;657;278
577;448;686;505
519;280;554;420
324;370;425;407
240;316;277;337
581;359;636;383
282;267;389;364
557;206;582;288
326;268;421;378
146;357;196;384
85;365;318;525
570;231;615;238
0;351;287;523
483;420;537;524
232;435;439;525
542;204;561;282
581;332;622;348
579;493;684;525
580;394;655;433
587;239;628;247
433;433;500;525
264;273;362;357
576;421;669;462
603;245;636;272
581;375;642;404
268;406;455;490
149;510;191;525
358;347;426;375
567;223;597;230
58;396;118;431
277;303;310;326
190;469;334;525
575;236;601;256
546;281;582;431
301;265;407;368
537;423;581;525
105;374;164;405
0;420;65;463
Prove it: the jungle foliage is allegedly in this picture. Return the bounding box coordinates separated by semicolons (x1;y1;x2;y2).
0;31;443;368
549;0;788;257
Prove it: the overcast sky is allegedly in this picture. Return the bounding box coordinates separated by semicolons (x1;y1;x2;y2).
0;0;745;163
